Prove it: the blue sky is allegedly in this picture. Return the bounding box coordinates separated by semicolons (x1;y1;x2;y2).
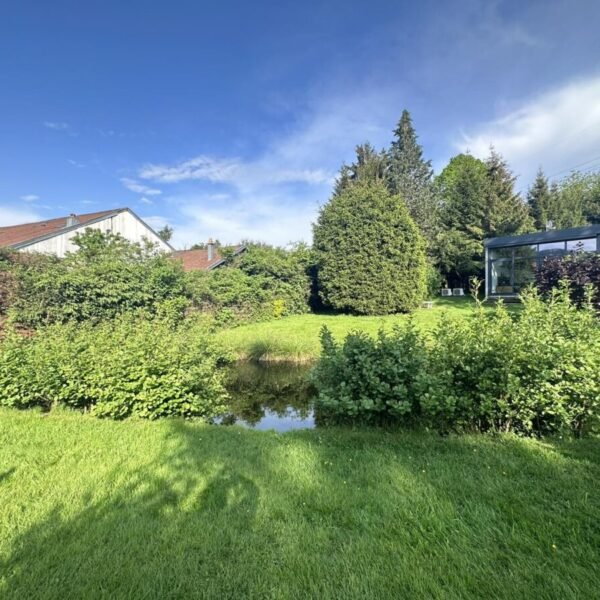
2;0;600;247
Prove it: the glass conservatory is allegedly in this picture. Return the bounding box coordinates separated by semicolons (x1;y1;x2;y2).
484;225;600;298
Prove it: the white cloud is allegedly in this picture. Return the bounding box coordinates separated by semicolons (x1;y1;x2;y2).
169;193;318;249
139;155;333;187
120;177;162;196
68;159;85;168
0;205;42;226
139;197;153;205
20;194;39;202
457;75;600;185
138;84;407;248
44;121;69;130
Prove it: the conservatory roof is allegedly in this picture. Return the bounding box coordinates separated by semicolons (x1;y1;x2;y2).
484;224;600;249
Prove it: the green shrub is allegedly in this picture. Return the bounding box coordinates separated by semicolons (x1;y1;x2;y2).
9;230;187;327
312;322;433;423
187;243;313;324
313;179;428;314
312;286;600;435
0;316;231;420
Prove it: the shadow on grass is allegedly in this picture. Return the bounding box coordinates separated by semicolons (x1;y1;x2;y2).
1;420;599;598
0;468;15;484
0;422;264;598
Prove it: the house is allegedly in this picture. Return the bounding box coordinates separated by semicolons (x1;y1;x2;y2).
173;240;246;272
484;224;600;299
0;208;173;257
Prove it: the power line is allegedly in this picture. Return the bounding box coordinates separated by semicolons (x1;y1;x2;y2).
547;153;600;180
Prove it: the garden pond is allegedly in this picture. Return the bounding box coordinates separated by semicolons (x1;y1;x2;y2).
219;362;316;432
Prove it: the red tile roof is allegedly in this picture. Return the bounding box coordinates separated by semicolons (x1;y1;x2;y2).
0;209;123;248
173;246;246;272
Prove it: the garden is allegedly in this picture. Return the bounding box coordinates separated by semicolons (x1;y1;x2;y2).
1;112;600;597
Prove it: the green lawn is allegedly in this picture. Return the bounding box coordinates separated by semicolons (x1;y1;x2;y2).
218;297;505;361
1;409;598;599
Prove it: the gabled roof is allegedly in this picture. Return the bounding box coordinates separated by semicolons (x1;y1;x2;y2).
0;209;125;248
173;245;246;272
484;224;600;249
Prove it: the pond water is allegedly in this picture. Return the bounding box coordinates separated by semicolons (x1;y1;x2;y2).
219;362;316;432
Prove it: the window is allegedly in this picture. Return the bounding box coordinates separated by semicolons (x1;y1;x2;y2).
491;261;513;294
490;247;513;260
513;245;537;259
513;259;537;291
538;241;566;257
566;238;597;252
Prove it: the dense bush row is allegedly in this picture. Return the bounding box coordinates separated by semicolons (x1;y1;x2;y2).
536;252;600;309
2;231;315;328
312;287;600;435
0;315;230;419
8;230;188;327
186;243;313;325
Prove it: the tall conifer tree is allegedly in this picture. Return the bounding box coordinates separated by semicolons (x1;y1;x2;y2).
484;147;532;236
527;168;551;230
387;110;437;242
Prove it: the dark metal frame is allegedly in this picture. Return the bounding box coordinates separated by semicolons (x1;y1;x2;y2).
484;225;600;298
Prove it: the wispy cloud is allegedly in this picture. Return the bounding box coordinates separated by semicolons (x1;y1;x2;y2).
20;194;40;202
456;74;600;185
43;121;78;137
120;177;162;196
67;159;85;168
0;205;42;226
44;121;70;130
139;155;333;187
135;84;406;247
139;197;153;205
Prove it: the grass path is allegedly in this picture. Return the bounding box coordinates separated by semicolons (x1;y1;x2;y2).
217;297;502;361
1;409;598;599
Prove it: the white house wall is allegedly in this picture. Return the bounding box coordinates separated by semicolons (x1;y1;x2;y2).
21;211;171;257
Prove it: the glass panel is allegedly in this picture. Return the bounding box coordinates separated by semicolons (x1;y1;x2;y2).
538;241;566;257
490;247;513;259
513;245;537;259
513;259;537;292
566;238;597;252
490;260;513;294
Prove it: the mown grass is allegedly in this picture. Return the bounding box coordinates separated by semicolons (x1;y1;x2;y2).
1;408;598;599
218;297;511;361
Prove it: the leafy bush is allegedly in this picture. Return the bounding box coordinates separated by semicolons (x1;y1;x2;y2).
187;243;312;324
9;230;188;327
0;315;231;420
313;322;432;423
312;287;600;435
535;252;600;310
313;179;428;314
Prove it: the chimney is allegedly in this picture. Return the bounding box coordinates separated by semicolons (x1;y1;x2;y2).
66;214;79;228
207;238;215;261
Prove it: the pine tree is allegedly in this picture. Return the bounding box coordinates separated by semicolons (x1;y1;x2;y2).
484;147;532;236
387;110;437;241
333;143;386;196
527;168;551;230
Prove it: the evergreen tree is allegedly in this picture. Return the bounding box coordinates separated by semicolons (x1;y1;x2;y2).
546;171;600;228
527;168;551;230
333;143;386;196
313;178;427;315
434;154;489;287
484;147;532;236
387;110;437;241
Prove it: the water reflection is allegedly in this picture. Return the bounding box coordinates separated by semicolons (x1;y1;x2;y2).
220;362;316;432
